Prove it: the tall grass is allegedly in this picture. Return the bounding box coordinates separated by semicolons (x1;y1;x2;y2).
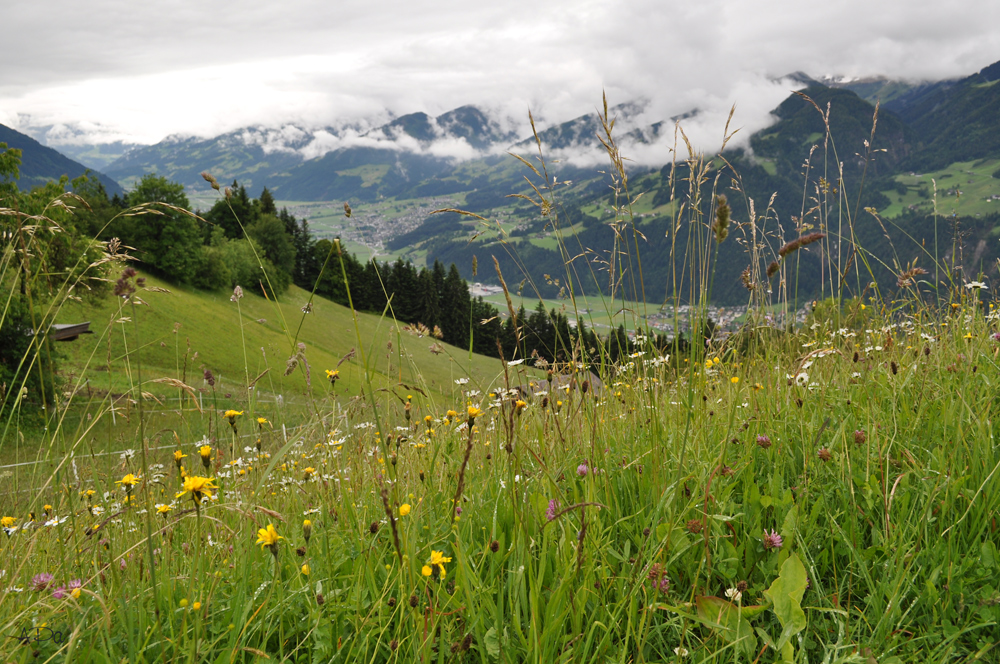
0;97;998;664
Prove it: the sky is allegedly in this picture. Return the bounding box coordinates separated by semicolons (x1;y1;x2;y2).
1;0;999;158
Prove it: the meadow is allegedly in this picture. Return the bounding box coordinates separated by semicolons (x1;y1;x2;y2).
1;99;998;663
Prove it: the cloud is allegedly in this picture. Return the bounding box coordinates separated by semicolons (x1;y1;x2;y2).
1;0;998;161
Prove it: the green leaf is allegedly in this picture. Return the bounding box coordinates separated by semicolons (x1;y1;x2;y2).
484;626;501;660
764;552;808;652
695;596;757;657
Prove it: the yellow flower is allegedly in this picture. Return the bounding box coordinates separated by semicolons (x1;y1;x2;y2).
156;504;173;516
199;445;212;460
303;467;316;479
424;415;433;425
426;550;452;578
467;406;482;421
421;565;433;577
303;519;312;542
730;376;740;384
179;598;189;608
70;588;81;599
257;417;270;426
399;503;411;517
256;524;284;553
173;450;187;465
116;474;140;488
301;564;311;576
176;476;217;504
1;516;15;528
193;601;202;610
224;410;243;429
515;400;527;414
325;369;339;382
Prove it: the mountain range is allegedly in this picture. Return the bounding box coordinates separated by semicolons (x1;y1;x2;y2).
5;58;1000;306
0;124;123;195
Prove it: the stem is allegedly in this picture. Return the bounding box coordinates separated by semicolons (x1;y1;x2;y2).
130;296;162;624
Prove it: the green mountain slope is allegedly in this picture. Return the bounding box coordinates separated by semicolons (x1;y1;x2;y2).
57;272;521;410
0;123;123;195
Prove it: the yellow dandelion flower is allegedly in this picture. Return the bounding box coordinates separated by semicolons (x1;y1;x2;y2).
256;523;284;554
730;376;740;384
116;474;140;488
156;504;173;516
199;445;212;460
1;516;15;528
257;417;270;426
176;475;217;504
303;467;316;480
399;503;411;516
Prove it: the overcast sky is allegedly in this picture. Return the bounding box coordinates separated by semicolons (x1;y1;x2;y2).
1;0;998;152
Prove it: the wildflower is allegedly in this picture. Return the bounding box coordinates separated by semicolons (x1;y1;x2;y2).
762;529;783;551
546;499;560;521
117;473;140;488
966;281;988;290
32;573;55;591
176;475;218;505
193;601;202;610
325;369;339;385
426;550;452;579
68;579;82;599
794;372;809;386
199;445;213;469
1;516;15;528
818;448;832;462
490;540;500;553
303;519;312;543
422;565;433;577
224;410;242;432
444;409;458;423
301;564;311;576
467;406;482;423
648;563;670;594
231;285;243;302
173;450;187;469
674;647;689;657
303;467;316;480
514;399;527;415
52;585;68;599
730;376;739;384
156;504;173;517
725;587;742;602
399;503;411;516
257;417;270;426
756;434;772;449
854;430;867;445
256;524;284;556
577;463;588;478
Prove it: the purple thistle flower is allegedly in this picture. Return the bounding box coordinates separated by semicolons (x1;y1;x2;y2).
762;529;783;551
31;573;54;591
756;434;772;449
577;463;589;478
546;499;560;521
51;586;67;599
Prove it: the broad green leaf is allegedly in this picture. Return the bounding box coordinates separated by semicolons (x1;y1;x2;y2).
484;626;501;660
764;552;807;653
695;596;757;657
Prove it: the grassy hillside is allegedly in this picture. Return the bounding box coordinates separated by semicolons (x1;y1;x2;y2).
877;158;1000;219
56;273;520;406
